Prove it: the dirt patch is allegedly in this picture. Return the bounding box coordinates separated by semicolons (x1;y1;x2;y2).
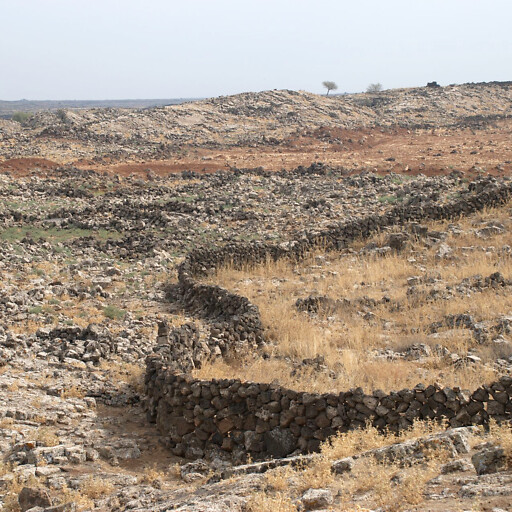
95;404;179;474
107;159;229;177
88;121;512;179
1;122;511;180
0;157;60;177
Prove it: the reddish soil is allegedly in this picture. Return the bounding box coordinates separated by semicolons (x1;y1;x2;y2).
0;157;60;177
1;121;511;179
99;122;512;179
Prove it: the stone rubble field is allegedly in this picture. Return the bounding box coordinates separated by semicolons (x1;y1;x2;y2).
0;167;510;510
1;83;512;511
1;82;511;174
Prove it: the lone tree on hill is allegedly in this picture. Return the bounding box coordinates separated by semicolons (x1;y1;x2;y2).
366;83;383;93
322;81;338;96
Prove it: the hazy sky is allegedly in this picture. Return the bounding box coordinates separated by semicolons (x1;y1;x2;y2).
1;0;511;100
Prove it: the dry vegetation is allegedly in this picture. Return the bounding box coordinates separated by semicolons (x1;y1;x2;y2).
197;205;512;393
246;419;488;512
243;419;512;511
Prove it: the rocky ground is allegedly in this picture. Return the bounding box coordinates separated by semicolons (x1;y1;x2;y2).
205;197;512;394
1;82;511;177
1;83;512;511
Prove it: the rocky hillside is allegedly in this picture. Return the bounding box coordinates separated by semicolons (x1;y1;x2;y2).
30;81;512;142
1;82;512;164
1;168;512;511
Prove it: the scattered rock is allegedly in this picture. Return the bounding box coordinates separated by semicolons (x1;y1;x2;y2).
471;445;507;475
301;488;334;510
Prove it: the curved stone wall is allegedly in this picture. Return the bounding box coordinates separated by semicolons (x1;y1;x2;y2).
145;368;512;461
145;176;512;461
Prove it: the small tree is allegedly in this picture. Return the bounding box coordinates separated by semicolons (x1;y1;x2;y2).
56;109;67;123
366;83;383;93
322;81;338;96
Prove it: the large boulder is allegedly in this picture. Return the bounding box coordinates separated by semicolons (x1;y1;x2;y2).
263;428;297;458
471;444;507;475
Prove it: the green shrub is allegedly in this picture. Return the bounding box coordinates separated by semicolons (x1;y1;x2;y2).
103;305;126;320
378;194;402;204
11;111;33;124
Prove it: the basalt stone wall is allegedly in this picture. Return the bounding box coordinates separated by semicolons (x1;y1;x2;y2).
146;177;512;460
168;177;512;362
177;282;264;345
144;366;512;461
178;178;512;281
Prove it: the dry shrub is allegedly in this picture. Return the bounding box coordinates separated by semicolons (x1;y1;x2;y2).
34;426;60;447
100;361;145;393
137;465;165;486
9;320;44;335
264;465;295;491
246;491;297;512
396;418;448;442
260;420;448;512
294;456;334;493
0;474;41;512
80;475;114;499
0;461;14;478
1;477;24;512
321;419;447;462
321;422;384;461
168;462;182;479
0;416;14;429
342;456;437;512
321;421;453;511
52;477;114;512
60;385;86;399
55;485;93;511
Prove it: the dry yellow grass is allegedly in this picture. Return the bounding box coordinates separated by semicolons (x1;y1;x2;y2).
100;360;145;393
264;465;296;492
246;491;297;512
48;476;114;511
260;419;458;512
60;385;86;399
0;471;113;512
320;419;447;461
9;320;46;336
488;419;512;467
1;477;25;512
34;426;60;447
199;204;512;393
137;465;166;486
338;455;438;512
0;417;14;429
79;475;114;500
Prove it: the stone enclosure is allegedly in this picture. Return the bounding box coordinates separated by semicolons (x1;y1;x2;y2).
145;176;512;461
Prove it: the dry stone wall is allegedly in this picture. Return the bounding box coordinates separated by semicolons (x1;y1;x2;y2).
145;176;512;460
145;368;512;461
